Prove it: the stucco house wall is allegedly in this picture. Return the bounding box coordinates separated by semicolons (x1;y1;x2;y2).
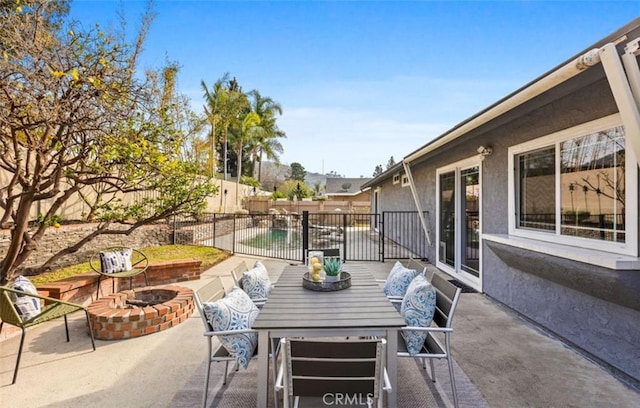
365;19;640;385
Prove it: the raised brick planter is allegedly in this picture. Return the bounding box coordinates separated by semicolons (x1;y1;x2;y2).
87;286;194;340
37;258;203;306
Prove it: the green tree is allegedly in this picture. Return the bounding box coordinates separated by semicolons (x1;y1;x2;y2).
373;164;383;177
246;90;285;183
201;76;228;179
230;111;261;208
0;1;216;282
279;180;311;200
289;162;307;181
386;156;396;170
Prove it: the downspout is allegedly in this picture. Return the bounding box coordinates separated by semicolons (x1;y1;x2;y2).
622;38;640;106
599;41;640;167
402;161;432;246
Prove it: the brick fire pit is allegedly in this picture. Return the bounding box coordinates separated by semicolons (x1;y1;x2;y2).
88;286;194;340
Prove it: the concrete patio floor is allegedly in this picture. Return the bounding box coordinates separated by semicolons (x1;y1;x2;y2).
1;255;638;407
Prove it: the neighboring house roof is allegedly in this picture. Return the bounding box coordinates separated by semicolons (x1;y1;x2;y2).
362;17;640;189
324;178;372;196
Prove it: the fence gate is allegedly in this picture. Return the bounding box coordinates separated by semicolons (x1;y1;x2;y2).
171;211;428;263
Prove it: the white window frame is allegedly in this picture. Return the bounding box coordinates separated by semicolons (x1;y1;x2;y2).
507;114;638;257
401;174;409;187
393;173;400;184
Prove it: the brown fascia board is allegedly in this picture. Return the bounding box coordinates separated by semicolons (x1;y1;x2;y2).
402;16;640;165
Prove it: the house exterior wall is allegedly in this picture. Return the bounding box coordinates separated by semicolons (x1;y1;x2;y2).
367;49;640;383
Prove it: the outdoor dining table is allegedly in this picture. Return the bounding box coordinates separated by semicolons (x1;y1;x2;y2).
253;264;406;408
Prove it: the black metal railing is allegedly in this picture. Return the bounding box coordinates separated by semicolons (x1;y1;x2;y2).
172;210;430;263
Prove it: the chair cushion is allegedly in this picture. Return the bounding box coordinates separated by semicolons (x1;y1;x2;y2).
99;248;133;274
202;287;259;369
241;261;272;301
9;275;41;320
400;274;437;355
383;261;419;297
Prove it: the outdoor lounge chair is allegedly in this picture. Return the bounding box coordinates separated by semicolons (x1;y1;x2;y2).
274;337;391;408
0;286;96;384
90;247;149;298
194;276;279;408
392;273;462;408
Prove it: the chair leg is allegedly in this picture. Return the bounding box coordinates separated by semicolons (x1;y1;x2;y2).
446;357;459;408
429;359;436;382
12;327;26;384
143;271;149;287
96;275;103;298
203;360;213;408
84;310;96;351
64;315;70;342
223;361;230;384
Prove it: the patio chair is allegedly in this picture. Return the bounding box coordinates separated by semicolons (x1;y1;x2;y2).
230;261;271;308
194;277;279;408
392;273;462;408
90;247;149;298
306;247;340;261
375;259;427;302
275;338;391;408
0;286;96;384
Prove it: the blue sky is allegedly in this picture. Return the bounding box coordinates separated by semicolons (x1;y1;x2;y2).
69;1;639;178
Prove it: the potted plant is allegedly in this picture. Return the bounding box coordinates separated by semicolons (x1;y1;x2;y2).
323;257;342;282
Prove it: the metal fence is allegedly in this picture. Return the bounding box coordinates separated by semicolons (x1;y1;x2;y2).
171;211;429;263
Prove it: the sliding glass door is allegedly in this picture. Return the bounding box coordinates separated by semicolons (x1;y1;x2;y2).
437;159;482;288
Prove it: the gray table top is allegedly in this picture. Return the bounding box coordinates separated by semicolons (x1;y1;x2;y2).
253;264;405;330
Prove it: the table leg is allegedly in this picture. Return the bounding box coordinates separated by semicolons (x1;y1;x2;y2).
386;329;398;408
257;330;269;408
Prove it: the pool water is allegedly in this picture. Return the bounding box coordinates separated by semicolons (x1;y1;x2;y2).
241;228;302;249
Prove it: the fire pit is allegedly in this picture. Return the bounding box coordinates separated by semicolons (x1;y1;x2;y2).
88;286;194;340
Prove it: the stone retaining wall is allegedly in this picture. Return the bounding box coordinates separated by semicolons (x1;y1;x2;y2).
0;223;171;273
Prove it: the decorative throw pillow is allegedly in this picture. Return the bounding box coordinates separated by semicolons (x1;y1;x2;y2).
99;248;133;274
241;261;272;301
202;287;260;369
9;275;41;320
400;274;437;355
383;262;419;297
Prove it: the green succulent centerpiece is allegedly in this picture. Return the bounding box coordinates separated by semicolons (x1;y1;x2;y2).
323;257;342;282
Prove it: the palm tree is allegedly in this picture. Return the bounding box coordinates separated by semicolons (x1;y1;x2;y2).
201;75;228;179
231;111;262;208
247;90;286;183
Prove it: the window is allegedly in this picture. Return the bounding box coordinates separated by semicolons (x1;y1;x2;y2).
509;115;636;256
393;173;400;184
401;174;409;187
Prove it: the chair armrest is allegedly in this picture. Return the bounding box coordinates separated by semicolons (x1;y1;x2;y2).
203;328;258;337
1;287;86;309
401;325;453;333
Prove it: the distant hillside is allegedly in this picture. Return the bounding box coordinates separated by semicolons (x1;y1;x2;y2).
258;161;342;189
